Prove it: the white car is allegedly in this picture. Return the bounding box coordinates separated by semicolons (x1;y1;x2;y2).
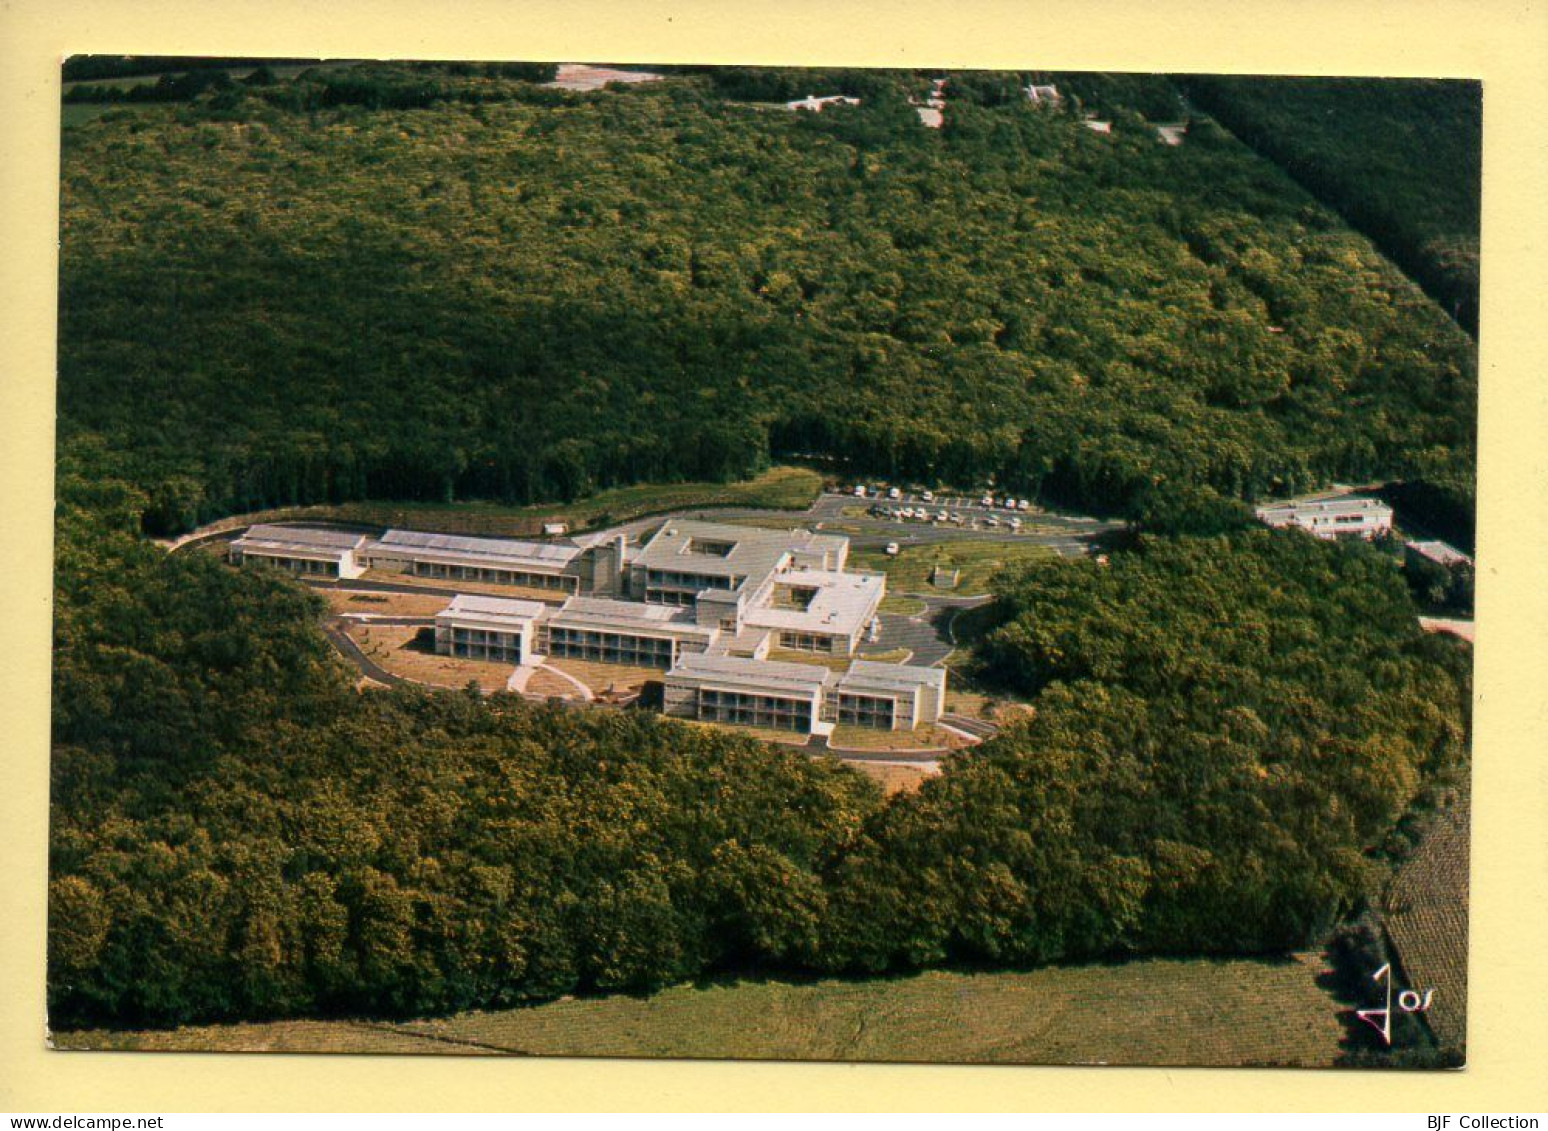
921;490;934;502
984;515;1000;527
980;495;995;507
1008;516;1022;529
936;510;949;522
1017;499;1031;511
885;542;900;556
888;487;902;500
853;485;867;497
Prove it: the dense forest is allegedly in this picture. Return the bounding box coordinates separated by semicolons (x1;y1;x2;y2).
49;63;1475;1032
58;63;1475;536
1183;76;1482;335
50;463;1469;1026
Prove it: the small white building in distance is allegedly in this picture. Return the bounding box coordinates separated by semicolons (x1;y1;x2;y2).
227;524;369;579
785;94;861;113
1255;496;1394;540
1025;83;1062;106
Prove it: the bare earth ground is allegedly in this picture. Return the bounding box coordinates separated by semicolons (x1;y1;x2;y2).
55;953;1347;1066
345;624;515;691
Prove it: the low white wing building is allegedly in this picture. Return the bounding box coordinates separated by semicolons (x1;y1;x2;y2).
1255;496;1394;540
227;524;370;579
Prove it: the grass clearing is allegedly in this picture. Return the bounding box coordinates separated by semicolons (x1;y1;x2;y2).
768;647;911;672
841;759;940;795
324;589;450;618
879;593;929;616
1378;779;1470;1052
346;624;514;691
828;723;968;752
55;953;1347;1066
854;540;1055;597
544;657;660;697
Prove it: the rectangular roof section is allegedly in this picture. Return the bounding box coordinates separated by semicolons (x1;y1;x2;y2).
438;594;548;626
374;528;584;570
635;518;847;589
839;659;947;696
234;524;368;553
667;653;834;695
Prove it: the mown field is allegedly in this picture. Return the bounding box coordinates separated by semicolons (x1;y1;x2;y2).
56;953;1347;1066
851;540;1056;597
1379;779;1471;1053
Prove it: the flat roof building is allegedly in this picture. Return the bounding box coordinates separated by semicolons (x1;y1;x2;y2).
664;653;948;734
1256;496;1394;540
434;594;547;665
228;524;369;579
363;529;585;593
538;596;721;669
1406;540;1473;569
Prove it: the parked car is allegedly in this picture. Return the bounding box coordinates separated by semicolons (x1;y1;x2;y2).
921;490;935;502
853;484;867;497
885;542;900;556
888;487;902;500
1017;499;1031;511
980;494;995;507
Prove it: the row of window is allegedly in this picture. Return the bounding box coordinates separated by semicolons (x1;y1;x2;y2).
697;688;813;733
644;589;697;607
247;554;339;577
445;627;524;664
828;692;896;729
645;568;737;592
543;626;675;669
779;630;836;653
410;561;573;590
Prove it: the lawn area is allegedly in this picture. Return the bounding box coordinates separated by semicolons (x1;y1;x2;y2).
1378;779;1470;1053
828;723;969;752
768;647;912;672
854;540;1055;597
879;593;929;616
54;952;1348;1066
545;657;660;697
323;589;451;618
345;623;513;691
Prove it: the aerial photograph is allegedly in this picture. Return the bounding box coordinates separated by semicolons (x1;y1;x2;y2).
48;58;1478;1068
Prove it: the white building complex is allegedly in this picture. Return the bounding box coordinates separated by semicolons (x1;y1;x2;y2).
233;517;947;732
1255;496;1394;540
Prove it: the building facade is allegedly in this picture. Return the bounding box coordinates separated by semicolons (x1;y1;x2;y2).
227;524;370;579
